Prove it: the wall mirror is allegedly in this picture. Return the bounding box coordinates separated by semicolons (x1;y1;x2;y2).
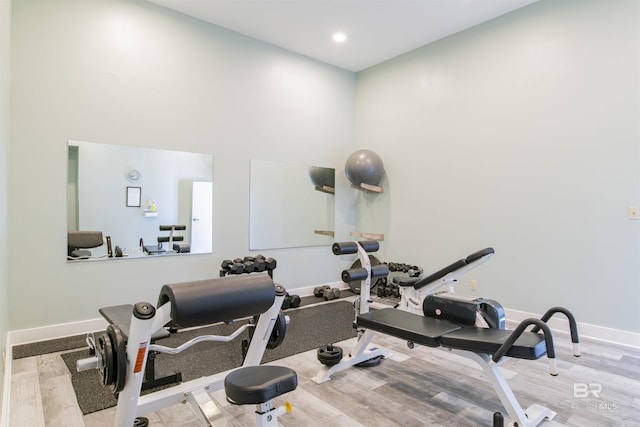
249;159;335;250
67;140;213;260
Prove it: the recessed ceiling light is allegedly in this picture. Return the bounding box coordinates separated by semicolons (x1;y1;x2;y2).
332;32;347;43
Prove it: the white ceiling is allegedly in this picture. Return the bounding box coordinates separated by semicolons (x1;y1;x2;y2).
146;0;539;72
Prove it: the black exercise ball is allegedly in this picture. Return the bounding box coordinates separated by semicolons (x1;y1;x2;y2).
345;149;384;187
309;166;335;188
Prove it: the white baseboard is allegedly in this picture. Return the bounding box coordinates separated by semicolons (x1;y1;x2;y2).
7;317;108;347
504;308;640;349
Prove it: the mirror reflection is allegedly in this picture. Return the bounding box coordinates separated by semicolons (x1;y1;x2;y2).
67;140;213;260
249;159;335;250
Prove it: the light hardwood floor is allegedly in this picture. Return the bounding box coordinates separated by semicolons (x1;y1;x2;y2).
9;314;640;426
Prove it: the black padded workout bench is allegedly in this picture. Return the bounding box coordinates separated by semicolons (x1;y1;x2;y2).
320;241;581;427
357;304;557;364
355;300;580;426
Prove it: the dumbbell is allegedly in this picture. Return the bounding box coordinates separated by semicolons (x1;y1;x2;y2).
242;260;255;273
407;266;423;277
388;284;400;298
377;285;388;297
313;285;330;297
313;285;340;300
324;288;340;300
264;257;277;271
387;262;408;273
253;255;267;272
281;293;301;309
221;259;244;275
386;262;398;272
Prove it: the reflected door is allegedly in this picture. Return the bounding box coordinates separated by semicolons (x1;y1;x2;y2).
191;181;213;253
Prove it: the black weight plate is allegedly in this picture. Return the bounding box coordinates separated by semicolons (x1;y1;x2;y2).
317;346;342;359
267;312;287;350
97;333;114;388
317;345;343;366
134;417;149;427
348;255;381;294
107;324;127;394
356;355;383;367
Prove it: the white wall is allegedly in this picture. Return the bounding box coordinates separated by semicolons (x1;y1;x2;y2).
0;0;10;417
355;0;640;333
8;0;356;330
8;0;639;339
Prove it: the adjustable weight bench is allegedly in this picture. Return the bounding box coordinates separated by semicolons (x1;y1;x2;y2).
356;302;580;427
322;241;581;427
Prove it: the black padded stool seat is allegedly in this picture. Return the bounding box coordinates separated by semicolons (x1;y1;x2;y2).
225;366;298;405
357;308;461;347
99;304;170;340
440;327;547;360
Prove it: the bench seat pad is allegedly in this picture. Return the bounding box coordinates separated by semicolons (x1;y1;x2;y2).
99;304;170;341
440;327;547;360
357;308;461;347
225;366;298;405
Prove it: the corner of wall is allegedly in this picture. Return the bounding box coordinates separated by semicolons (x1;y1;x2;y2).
0;0;11;424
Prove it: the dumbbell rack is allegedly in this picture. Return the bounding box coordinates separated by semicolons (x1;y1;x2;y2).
220;256;301;310
220;255;277;278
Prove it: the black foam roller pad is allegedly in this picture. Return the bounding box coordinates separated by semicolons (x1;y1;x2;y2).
157;274;275;329
371;264;390;278
342;268;368;283
358;240;380;253
159;225;187;231
332;241;358;255
332;240;380;255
